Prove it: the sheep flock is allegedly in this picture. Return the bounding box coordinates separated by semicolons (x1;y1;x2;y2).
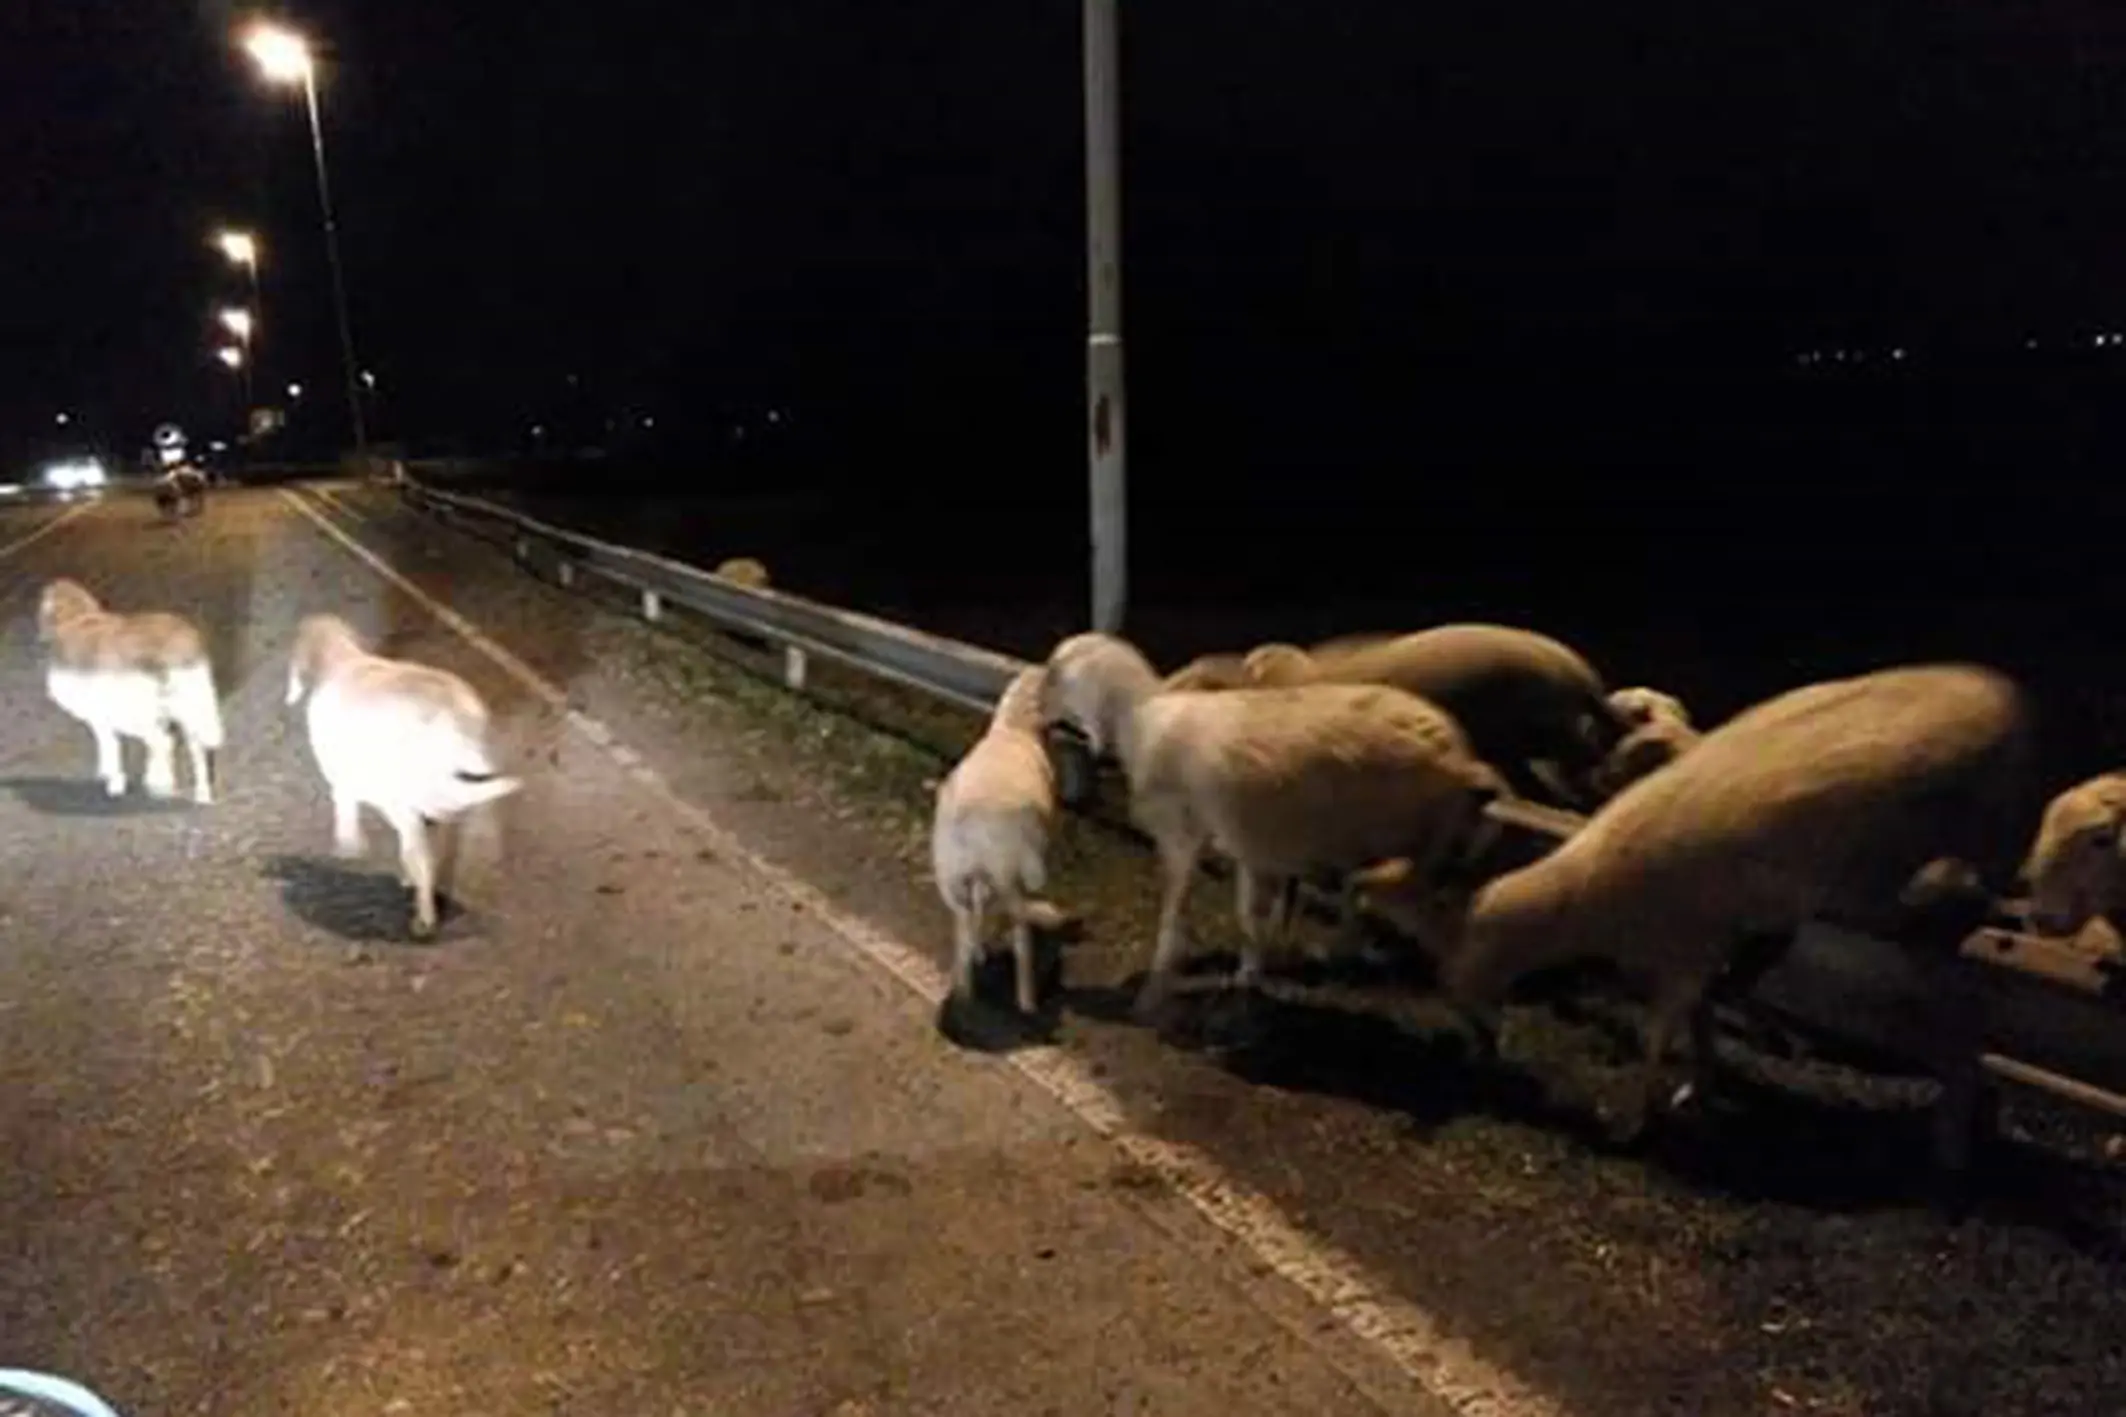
939;618;2126;1147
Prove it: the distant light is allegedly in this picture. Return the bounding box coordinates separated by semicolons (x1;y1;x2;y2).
215;230;258;267
0;483;23;497
530;424;545;438
287;382;304;399
242;22;314;85
767;409;783;425
2027;339;2040;350
216;345;244;369
42;457;105;491
360;369;377;390
208;440;229;453
54;412;69;427
641;416;655;429
1891;348;1906;361
218;307;254;340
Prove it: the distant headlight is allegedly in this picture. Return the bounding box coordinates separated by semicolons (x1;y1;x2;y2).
41;457;106;490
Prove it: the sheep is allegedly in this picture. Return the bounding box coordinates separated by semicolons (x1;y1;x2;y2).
1352;662;2040;1140
36;578;223;804
1043;631;1508;1016
285;613;524;940
2021;772;2126;937
712;556;771;590
1590;686;1702;798
931;667;1075;1013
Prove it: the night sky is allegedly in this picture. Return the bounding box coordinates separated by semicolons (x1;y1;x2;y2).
6;1;2126;478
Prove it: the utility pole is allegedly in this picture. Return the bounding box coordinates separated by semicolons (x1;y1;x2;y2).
1083;0;1127;633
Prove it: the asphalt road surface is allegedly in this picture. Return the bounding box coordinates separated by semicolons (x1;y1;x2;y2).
6;484;2126;1417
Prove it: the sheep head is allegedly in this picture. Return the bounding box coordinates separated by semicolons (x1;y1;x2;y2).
36;578;97;644
2023;771;2126;936
1608;685;1693;732
1042;632;1159;759
287;613;363;707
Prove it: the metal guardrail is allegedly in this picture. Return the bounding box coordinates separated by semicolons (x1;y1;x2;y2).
383;464;2126;1180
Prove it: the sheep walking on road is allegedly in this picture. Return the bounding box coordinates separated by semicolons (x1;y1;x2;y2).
931;666;1073;1014
1043;631;1507;1017
1355;662;2040;1141
37;578;223;804
285;614;523;940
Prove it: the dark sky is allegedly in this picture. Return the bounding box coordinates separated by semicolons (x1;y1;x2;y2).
6;0;2126;469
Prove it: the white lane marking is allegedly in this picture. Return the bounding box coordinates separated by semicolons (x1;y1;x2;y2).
0;501;94;564
281;486;1566;1417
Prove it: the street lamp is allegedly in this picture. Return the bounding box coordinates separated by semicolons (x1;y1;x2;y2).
216;346;245;370
212;229;264;408
240;20;368;456
218;307;256;414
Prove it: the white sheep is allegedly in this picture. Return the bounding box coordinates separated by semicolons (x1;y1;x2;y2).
37;578;223;804
1161;624;1628;810
712;556;771;590
931;666;1073;1013
1043;631;1507;1016
2021;772;2126;937
285;613;524;940
1353;662;2039;1140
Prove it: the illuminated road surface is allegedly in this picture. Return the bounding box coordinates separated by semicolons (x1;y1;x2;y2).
0;488;1452;1417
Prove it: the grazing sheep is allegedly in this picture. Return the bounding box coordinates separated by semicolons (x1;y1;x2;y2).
37;578;222;804
285;614;523;940
1353;662;2040;1140
931;666;1074;1014
712;556;770;590
2021;772;2126;937
1043;631;1507;1015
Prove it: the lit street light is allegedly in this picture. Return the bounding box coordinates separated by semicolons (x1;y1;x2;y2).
287;382;304;400
241;20;368;456
219;307;256;413
216;346;245;370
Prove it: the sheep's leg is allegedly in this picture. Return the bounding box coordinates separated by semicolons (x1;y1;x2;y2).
1233;867;1281;988
390;810;440;940
142;730;178;799
948;901;983;1002
1136;836;1205;1019
183;731;214;805
91;725;125;796
430;814;463;905
331;793;365;858
1624;971;1715;1144
1009;912;1039;1015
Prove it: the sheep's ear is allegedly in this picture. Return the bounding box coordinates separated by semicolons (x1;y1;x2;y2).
1351;858;1415;893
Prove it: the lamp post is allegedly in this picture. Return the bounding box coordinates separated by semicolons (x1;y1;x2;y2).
217;306;255;415
213;229;264;429
241;22;368;456
1083;0;1127;633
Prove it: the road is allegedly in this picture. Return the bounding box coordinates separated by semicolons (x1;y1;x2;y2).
0;486;1459;1416
6;484;2126;1417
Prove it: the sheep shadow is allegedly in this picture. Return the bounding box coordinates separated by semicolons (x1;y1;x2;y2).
260;853;464;946
0;776;196;818
933;929;1078;1054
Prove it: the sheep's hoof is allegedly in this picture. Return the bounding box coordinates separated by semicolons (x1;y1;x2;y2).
409;917;437;943
102;776;127;799
192;786;215;806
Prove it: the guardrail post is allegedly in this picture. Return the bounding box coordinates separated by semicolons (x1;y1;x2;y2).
642;589;663;622
783;645;809;691
557;560;575;588
514;536;530;562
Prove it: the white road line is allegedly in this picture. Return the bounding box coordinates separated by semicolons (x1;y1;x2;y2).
281;486;1567;1417
0;501;93;564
